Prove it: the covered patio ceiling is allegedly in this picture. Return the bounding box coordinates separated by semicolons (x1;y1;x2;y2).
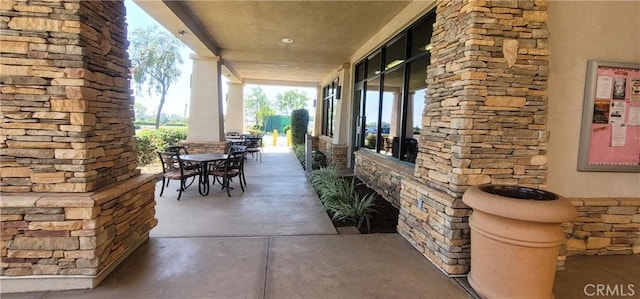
132;0;412;85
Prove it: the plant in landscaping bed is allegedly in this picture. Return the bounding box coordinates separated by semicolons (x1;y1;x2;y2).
293;144;305;168
136;132;156;166
312;150;327;169
326;193;377;232
290;109;309;146
135;127;188;166
309;167;378;232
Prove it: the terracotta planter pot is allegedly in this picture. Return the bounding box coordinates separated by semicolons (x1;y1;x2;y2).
462;185;577;299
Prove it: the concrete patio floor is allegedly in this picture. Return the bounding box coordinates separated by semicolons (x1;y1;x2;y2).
3;145;638;298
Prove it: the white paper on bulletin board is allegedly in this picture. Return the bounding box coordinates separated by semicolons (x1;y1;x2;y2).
629;107;640;126
596;75;613;99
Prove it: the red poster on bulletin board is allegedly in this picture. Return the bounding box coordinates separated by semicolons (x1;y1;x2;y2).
578;60;640;172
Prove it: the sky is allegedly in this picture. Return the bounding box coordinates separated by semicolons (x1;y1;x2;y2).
124;0;316;118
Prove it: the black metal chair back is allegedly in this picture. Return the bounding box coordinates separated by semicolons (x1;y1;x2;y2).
227;144;247;154
244;137;263;162
165;145;189;155
403;138;418;163
157;151;200;201
209;153;245;197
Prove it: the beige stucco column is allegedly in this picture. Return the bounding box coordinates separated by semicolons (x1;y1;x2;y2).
333;64;352;144
404;91;414;137
389;90;402;138
313;87;323;136
187;54;225;142
225;82;244;133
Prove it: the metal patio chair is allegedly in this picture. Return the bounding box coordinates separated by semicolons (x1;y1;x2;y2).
157;151;201;201
209;152;245;197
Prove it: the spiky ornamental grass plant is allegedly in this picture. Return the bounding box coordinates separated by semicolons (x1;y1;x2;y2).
309;167;378;232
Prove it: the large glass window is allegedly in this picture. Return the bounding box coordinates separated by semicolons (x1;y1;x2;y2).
367;52;382;78
363;77;380;150
352;12;435;164
382;66;404;156
385;36;405;72
355;63;364;82
321;79;339;137
410;18;434;57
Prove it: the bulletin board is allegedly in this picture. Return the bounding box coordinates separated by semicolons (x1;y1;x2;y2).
578;60;640;172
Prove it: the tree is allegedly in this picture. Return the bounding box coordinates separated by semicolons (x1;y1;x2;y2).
134;103;148;120
275;89;309;116
245;87;275;131
129;25;183;129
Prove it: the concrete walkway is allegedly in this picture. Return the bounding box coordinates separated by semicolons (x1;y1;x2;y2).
5;145;638;299
150;146;336;237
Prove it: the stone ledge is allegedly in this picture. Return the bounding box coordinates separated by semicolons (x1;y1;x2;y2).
0;174;155;208
354;149;415;176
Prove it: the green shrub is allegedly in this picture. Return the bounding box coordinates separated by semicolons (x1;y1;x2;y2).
283;125;291;133
154;127;187;148
312;150;327;169
309;167;377;232
163;121;187;127
135;127;188;166
135;120;156;126
365;134;376;149
136;132;156;166
290;109;309;146
293;144;305;167
248;127;261;136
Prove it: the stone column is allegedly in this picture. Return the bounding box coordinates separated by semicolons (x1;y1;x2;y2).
398;0;550;275
225;82;244;133
187;55;224;142
0;0;156;292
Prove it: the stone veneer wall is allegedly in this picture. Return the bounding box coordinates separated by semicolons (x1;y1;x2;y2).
354;150;412;208
318;136;348;171
564;198;640;256
179;141;228;154
1;175;157;291
397;0;551;275
1;0;156;292
1;0;138;193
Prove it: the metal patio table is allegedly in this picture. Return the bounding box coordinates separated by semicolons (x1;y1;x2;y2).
180;153;228;196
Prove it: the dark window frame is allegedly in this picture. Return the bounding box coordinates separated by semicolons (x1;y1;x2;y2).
321;78;339;137
352;11;435;163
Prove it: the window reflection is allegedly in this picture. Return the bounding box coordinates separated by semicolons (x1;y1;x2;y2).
364;77;380;151
410;18;434;57
367;52;381;78
382;66;404;156
352;13;435;164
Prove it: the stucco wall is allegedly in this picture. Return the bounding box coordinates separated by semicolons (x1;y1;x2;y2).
547;1;640;198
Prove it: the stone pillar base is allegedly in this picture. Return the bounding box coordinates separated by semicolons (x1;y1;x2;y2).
318;136;348;170
0;233;148;293
180;141;229;154
0;175;157;293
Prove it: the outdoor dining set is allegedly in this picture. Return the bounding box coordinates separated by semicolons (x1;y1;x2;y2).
156;135;263;200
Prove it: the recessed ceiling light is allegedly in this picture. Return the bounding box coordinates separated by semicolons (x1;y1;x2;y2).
280;38;294;44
